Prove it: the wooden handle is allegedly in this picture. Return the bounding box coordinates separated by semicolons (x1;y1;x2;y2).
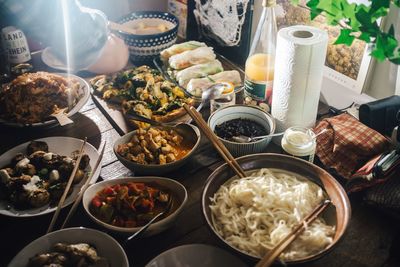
255;200;332;267
183;104;246;178
61;141;106;229
47;138;87;234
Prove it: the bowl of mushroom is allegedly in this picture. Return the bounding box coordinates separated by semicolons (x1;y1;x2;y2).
114;123;201;175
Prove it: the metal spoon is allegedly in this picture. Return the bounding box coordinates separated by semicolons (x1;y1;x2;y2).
231;132;284;143
125;195;173;242
231;128;328;143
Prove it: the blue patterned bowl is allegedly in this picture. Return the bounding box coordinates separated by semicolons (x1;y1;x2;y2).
117;11;178;62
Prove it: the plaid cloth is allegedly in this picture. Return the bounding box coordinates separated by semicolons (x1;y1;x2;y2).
314;113;391;179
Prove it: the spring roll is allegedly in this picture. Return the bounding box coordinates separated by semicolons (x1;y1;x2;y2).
186;70;242;97
176;60;223;87
160;41;206;61
169;47;216;70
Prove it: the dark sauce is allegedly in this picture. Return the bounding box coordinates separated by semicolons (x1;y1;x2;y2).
214;118;268;142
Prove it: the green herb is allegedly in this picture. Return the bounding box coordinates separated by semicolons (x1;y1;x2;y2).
293;0;400;63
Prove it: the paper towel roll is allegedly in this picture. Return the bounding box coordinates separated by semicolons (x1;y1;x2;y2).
271;25;328;133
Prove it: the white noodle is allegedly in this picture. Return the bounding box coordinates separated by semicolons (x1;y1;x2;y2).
209;168;335;261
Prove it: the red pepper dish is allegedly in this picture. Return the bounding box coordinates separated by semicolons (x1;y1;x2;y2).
90;182;170;228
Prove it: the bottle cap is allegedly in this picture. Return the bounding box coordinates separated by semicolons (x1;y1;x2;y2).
262;0;276;7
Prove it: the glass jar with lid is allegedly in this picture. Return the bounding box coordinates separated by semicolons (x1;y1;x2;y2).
281;126;316;162
210;82;236;113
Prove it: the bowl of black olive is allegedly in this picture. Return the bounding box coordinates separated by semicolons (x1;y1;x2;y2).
208;105;275;157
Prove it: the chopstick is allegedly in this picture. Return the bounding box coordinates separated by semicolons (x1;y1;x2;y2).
61;141;106;229
182;104;246;178
255;199;332;267
46;137;87;234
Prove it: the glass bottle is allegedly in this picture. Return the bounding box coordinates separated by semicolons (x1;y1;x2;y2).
1;26;33;77
244;0;277;112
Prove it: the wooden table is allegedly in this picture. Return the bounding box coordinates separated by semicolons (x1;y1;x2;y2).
1;58;400;267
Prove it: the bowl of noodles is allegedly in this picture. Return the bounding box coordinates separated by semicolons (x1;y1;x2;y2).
202;153;351;264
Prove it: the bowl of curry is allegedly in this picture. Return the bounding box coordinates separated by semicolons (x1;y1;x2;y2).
82;176;187;235
114;123;200;175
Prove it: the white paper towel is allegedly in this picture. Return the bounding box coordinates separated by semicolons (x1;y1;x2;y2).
271;25;328;133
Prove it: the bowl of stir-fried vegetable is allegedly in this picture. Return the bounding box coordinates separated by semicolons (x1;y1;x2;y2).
82;177;187;235
114;123;201;175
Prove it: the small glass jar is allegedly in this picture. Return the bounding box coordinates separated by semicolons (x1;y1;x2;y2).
210;82;236;113
281;126;316;162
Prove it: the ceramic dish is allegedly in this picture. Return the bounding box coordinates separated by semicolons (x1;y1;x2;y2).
0;73;90;128
202;153;351;264
208;105;276;157
41;33;129;74
8;227;129;267
145;244;247;267
117;11;178;62
0;137;101;217
82;176;187;235
114;123;201;175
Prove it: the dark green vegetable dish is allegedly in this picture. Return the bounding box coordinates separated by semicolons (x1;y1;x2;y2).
90;66;194;127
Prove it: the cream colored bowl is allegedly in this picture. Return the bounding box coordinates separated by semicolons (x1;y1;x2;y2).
208;105;276;157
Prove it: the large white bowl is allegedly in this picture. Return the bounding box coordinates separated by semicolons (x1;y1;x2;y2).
8;227;129;267
83;176;187;235
208;105;276;157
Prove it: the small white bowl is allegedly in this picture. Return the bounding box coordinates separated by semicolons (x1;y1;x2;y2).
83;177;187;236
8;227;129;267
208;105;276;157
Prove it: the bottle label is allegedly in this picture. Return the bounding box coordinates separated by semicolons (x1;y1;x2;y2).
244;79;273;102
1;27;31;64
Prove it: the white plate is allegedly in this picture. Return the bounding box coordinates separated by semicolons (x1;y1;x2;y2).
145;244;247;267
0;137;101;217
0;72;91;127
41;47;77;72
8;227;129;267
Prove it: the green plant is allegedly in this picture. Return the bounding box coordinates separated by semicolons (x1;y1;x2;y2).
292;0;400;64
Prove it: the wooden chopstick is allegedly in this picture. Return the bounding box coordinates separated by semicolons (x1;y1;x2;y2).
255;199;332;267
46;137;87;234
183;104;246;178
61;141;106;229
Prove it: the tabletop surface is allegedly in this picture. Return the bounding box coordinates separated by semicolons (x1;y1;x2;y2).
1;56;400;267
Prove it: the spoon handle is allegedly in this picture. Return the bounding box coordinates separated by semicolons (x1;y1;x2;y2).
125;212;164;242
252;132;284;140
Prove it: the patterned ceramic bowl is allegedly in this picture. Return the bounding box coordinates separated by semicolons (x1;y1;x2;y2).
117;11;179;62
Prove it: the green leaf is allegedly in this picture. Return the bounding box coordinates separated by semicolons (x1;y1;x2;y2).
395;0;400;8
358;32;371;43
334;29;355;46
370;0;390;12
316;0;341;16
290;0;299;5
